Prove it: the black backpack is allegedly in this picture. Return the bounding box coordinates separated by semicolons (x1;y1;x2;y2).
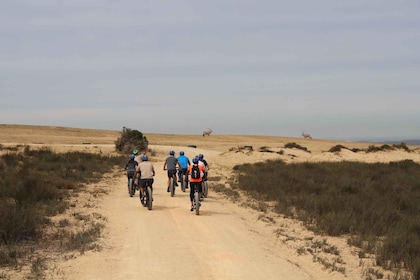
191;165;200;179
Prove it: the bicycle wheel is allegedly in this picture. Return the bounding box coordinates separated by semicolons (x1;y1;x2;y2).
128;178;134;197
194;191;200;215
170;177;175;197
203;180;208;198
146;186;153;210
139;190;144;206
180;174;186;192
131;181;136;197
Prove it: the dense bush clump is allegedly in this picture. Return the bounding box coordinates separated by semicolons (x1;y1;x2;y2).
234;159;420;278
114;127;148;154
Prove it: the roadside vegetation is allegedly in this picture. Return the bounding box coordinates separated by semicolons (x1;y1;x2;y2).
0;145;125;278
231;157;420;279
114;126;148;154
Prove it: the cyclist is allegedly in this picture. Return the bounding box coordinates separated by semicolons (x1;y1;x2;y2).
177;151;190;188
198;153;209;177
163;150;181;192
187;157;206;211
124;154;138;194
133;155;155;204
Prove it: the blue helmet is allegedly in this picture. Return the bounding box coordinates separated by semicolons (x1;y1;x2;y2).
141;155;148;161
180;151;184;155
198;154;204;159
129;154;135;160
192;157;199;164
169;150;175;155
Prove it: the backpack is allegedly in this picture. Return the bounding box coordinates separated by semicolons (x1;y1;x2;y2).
191;165;200;179
126;160;137;171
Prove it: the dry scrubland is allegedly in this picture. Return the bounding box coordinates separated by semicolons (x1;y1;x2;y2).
1;124;420;280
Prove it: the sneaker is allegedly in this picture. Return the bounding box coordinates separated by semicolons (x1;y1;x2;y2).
167;186;170;192
190;206;194;211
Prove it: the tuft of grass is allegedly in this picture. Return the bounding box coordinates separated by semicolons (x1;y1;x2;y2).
66;222;104;253
233;159;420;278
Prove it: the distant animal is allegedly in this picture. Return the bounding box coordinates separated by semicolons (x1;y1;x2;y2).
302;132;312;139
203;128;213;137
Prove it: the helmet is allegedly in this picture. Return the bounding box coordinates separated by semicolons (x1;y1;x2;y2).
180;151;184;155
129;154;135;160
169;150;175;155
141;155;148;161
133;149;139;155
198;154;204;159
192;157;199;164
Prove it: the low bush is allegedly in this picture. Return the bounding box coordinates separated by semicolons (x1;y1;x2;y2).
234;159;420;277
0;147;125;269
114;127;148;154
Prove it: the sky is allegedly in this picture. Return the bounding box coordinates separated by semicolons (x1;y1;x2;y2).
1;0;419;141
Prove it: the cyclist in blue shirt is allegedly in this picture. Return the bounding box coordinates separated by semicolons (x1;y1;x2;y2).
177;151;191;187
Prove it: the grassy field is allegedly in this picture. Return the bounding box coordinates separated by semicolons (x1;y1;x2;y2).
219;159;420;279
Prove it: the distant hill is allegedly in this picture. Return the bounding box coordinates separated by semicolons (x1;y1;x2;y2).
368;140;420;146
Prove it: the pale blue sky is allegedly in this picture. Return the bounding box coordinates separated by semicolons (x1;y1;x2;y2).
1;0;419;141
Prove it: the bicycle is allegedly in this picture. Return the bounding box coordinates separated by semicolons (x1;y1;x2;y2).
140;180;153;210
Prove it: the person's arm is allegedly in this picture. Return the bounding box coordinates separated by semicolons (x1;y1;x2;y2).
163;161;167;170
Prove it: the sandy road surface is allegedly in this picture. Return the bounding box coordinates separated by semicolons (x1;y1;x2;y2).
56;157;347;280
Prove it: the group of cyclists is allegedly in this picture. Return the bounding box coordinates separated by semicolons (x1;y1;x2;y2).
125;149;209;211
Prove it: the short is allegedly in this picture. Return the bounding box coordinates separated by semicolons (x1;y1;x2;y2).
139;178;154;188
167;169;177;178
127;171;135;178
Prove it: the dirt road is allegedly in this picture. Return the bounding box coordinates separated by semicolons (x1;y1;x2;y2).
56;148;350;280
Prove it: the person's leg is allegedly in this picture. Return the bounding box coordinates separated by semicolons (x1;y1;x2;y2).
189;182;195;210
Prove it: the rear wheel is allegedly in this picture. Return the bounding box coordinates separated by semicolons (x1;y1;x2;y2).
128;178;135;197
194;191;200;215
181;174;186;192
146;186;153;210
170;177;175;197
203;180;208;198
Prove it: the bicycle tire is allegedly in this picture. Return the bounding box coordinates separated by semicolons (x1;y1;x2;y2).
194;191;200;215
181;174;186;192
170;177;175;197
130;181;136;197
203;180;208;198
146;186;152;210
128;178;134;197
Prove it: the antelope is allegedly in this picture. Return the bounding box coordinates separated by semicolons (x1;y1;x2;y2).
203;128;213;137
302;132;312;139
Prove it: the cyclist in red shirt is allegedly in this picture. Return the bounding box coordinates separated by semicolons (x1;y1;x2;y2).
186;157;206;211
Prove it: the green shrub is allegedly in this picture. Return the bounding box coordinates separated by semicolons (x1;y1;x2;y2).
114;127;148;154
